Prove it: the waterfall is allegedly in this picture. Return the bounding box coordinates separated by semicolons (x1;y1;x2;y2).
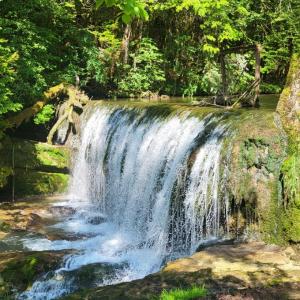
19;105;230;300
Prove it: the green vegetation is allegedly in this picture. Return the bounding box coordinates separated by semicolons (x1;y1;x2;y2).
34;104;56;125
0;0;299;126
0;39;21;117
118;38;166;97
159;286;207;300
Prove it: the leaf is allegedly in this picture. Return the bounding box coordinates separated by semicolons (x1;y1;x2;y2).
96;0;105;9
134;6;140;16
122;13;132;24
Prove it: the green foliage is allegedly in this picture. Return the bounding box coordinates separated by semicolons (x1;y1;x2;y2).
260;83;282;94
96;0;149;24
226;53;254;94
118;38;165;96
159;286;207;300
199;54;254;95
200;61;222;95
177;0;247;54
0;166;12;189
1;255;38;289
0;221;10;232
0;0;103;110
0;0;298;127
0;39;22;116
172;35;203;97
33;104;55;125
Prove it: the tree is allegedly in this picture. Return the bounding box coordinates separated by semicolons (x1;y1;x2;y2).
176;0;249;102
118;38;165;96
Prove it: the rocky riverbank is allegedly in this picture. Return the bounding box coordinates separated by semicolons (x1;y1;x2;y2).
63;242;300;300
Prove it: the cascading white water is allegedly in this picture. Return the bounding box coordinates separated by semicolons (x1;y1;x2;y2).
19;105;230;299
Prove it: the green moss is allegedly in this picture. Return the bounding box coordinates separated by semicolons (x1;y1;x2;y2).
87;101;218;122
280;148;300;243
275;53;300;243
0;255;39;296
35;143;70;171
0;221;10;232
223;108;287;242
281;151;300;207
0;252;65;297
0;167;12;189
261;186;285;245
0;138;69;172
14;170;69;196
0;138;70;197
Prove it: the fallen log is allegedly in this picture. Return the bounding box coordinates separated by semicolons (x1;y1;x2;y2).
4;83;89;144
5;83;65;129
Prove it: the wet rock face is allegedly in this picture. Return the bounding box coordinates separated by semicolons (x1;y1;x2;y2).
0;138;70;199
87;215;106;225
224;110;287;240
48;206;76;218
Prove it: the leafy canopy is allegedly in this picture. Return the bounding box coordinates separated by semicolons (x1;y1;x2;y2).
96;0;149;23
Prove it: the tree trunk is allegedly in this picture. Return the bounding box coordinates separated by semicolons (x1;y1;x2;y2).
5;83;65;129
121;24;132;64
47;86;89;144
220;49;228;104
253;43;262;107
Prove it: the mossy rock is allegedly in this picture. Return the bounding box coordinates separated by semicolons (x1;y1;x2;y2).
223;109;287;241
0;138;70;173
0;251;68;298
0;138;70;198
283;207;300;243
276;53;300;243
14;169;69;197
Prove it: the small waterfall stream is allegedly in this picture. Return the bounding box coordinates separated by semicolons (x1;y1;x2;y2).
19;106;230;299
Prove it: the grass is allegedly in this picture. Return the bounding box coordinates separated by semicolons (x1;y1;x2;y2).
159;286;207;300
